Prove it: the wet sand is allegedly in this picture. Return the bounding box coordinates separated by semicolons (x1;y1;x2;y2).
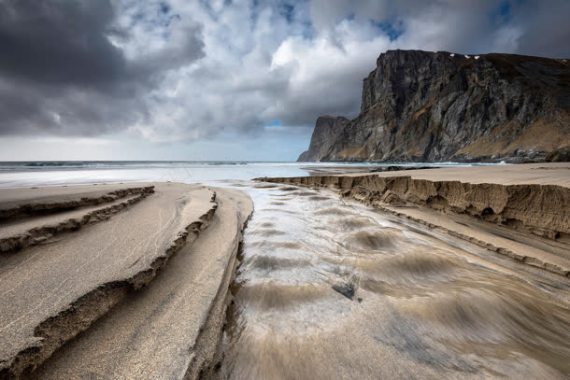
261;162;570;274
208;180;570;379
305;162;570;186
0;163;568;379
210;163;570;379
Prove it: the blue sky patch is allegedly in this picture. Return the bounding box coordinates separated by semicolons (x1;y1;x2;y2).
373;20;404;41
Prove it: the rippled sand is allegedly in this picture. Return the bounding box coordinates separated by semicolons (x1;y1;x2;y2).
216;183;570;379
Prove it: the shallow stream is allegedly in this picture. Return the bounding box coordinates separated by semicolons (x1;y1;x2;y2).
216;181;570;379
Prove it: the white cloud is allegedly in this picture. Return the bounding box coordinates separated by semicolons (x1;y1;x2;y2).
1;0;569;160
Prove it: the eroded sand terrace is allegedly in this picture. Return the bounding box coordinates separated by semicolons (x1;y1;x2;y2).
215;182;570;379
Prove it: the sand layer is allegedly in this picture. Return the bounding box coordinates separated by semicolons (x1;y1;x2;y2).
258;163;570;277
0;183;252;379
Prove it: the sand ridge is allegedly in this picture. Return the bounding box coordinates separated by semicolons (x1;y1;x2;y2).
258;163;570;278
35;188;253;379
0;183;252;379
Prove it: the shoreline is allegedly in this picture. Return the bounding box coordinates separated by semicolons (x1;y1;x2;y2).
0;163;568;378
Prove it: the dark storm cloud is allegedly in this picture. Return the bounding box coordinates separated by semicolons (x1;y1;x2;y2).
0;0;568;141
0;0;126;86
0;0;204;136
511;0;570;58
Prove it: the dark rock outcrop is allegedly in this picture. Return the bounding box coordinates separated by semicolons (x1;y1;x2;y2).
299;50;570;162
298;116;349;161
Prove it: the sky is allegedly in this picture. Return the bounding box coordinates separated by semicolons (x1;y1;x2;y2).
0;0;569;161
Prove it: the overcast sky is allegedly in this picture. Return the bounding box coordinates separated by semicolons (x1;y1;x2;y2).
0;0;568;161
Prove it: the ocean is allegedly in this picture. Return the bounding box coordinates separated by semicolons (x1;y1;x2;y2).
0;160;493;188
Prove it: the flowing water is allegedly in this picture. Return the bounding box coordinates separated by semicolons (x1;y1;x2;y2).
0;162;568;379
216;182;570;379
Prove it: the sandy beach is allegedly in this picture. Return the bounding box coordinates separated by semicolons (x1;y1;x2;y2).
2;1;569;378
0;182;251;378
0;163;568;379
262;163;570;276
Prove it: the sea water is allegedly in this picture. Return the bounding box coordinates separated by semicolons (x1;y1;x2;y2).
0;160;490;188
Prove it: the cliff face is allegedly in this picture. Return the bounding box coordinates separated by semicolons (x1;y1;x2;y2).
297;116;349;161
299;50;570;162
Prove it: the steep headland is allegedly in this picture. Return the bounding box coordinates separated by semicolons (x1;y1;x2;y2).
297;116;350;161
298;50;570;162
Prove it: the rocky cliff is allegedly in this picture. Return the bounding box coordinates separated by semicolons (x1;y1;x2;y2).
298;50;570;162
298;116;349;161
